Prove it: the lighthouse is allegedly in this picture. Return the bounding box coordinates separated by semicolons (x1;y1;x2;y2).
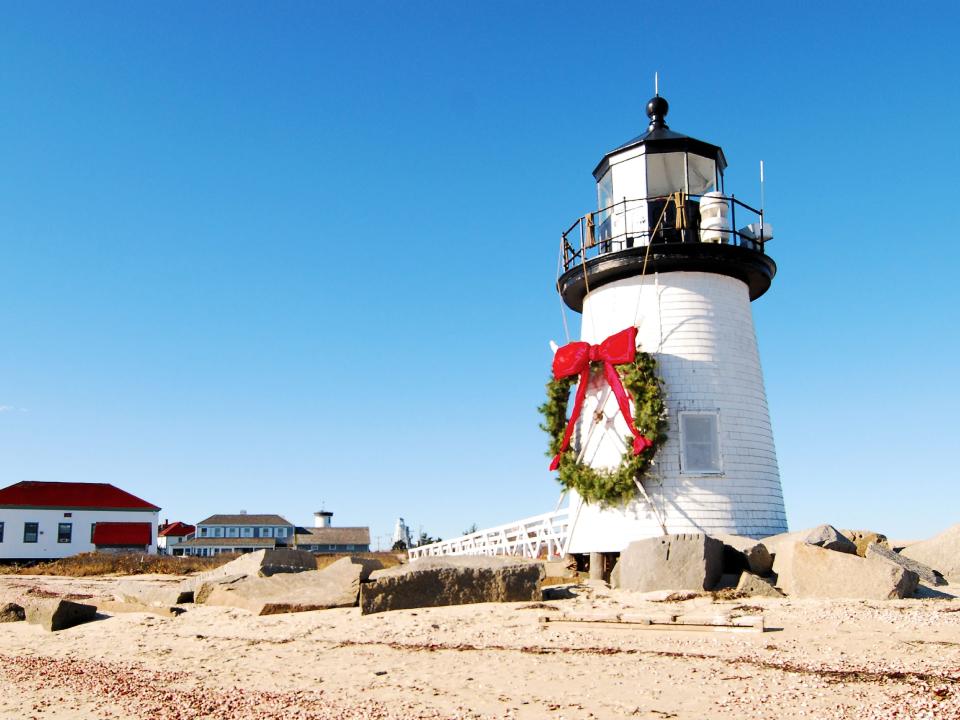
556;94;788;552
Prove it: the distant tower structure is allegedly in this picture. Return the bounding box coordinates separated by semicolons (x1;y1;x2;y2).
556;94;787;550
314;511;333;528
392;518;413;549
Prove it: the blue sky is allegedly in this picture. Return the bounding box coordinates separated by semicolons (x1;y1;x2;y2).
2;2;958;545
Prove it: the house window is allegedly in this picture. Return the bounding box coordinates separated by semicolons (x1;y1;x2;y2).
679;411;722;474
241;527;253;537
24;522;39;543
58;523;72;544
199;527;208;537
91;523;97;542
261;528;272;538
227;527;238;537
0;522;4;542
276;527;286;538
214;527;224;538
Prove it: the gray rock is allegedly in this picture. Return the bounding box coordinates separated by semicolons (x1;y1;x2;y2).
114;580;193;607
866;543;946;586
840;530;890;557
194;574;248;604
0;602;25;622
784;543;917;600
901;524;960;583
181;548;317;596
24;598;97;631
360;556;543;615
203;557;382;615
804;525;857;554
713;533;773;576
761;530;806;564
736;572;784;598
611;534;723;592
542;556;578;581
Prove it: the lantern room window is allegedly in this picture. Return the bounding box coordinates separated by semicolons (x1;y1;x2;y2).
686;153;718;195
596;169;613;243
646;152;686;197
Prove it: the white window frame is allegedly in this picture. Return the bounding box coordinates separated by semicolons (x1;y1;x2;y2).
678;410;723;475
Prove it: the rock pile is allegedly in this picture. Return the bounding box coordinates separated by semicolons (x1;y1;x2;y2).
604;523;953;601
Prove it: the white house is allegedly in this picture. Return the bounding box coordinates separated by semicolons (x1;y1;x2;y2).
177;513;295;556
157;521;195;555
0;481;160;560
178;511;370;556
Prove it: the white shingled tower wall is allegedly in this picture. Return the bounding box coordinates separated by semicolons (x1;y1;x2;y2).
565;270;787;552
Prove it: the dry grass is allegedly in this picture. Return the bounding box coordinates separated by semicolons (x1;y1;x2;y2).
0;550;406;577
0;552;231;577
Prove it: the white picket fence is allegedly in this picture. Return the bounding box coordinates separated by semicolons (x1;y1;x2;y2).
407;508;572;561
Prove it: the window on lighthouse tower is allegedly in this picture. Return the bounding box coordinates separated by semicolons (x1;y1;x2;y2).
679;411;722;474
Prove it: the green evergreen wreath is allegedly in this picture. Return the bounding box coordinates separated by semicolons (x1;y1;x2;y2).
538;352;668;507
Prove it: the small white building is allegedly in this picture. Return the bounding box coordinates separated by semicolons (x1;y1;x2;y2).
157;521;195;555
0;481;160;560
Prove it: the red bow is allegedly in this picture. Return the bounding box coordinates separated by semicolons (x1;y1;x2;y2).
549;326;653;471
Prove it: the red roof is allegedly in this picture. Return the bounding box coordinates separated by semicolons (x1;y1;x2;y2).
92;522;153;546
159;521;194;537
0;481;159;511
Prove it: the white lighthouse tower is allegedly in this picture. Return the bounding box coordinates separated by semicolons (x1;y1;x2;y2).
557;94;787;552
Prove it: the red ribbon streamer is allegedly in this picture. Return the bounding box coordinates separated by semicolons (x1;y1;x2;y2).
549;326;653;471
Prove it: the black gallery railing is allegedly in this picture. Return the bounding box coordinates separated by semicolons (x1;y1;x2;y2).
560;192;767;274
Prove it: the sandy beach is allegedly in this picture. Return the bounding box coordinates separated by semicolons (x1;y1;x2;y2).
1;574;958;719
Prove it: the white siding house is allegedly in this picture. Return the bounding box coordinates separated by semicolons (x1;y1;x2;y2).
157;521;195;555
0;481;160;561
178;514;294;556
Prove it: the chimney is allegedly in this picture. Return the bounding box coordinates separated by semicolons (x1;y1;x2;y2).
314;511;333;528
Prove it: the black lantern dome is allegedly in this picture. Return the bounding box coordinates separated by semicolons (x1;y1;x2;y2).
557;96;775;313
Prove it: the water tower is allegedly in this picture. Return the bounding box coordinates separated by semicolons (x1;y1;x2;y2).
556;94;787;552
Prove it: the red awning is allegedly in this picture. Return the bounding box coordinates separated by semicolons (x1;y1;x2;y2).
92;522;152;546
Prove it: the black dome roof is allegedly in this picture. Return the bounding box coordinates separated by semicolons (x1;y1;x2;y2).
592;96;727;180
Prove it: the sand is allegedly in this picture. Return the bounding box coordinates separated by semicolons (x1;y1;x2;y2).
1;574;959;719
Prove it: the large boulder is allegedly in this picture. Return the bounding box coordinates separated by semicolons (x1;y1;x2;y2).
611;534;723;592
181;548;317;596
865;543;946;587
194;574;248;604
114;580;194;607
713;533;773;576
901;524;960;583
0;602;25;623
24;598;98;632
760;530;806;562
360;556;543;615
736;572;784;598
804;525;857;554
781;543;918;600
202;557;382;615
840;530;890;557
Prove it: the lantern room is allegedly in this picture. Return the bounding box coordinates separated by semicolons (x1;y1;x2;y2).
557;95;776;312
592;95;726;248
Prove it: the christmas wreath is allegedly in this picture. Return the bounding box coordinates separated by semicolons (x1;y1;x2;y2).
538;327;668;507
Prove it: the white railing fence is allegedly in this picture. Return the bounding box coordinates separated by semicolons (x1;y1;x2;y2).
407;508;571;561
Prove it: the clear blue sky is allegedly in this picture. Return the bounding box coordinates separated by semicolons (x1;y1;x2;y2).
2;2;958;545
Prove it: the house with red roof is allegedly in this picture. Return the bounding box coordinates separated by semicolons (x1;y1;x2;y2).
157;520;195;555
0;481;160;561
